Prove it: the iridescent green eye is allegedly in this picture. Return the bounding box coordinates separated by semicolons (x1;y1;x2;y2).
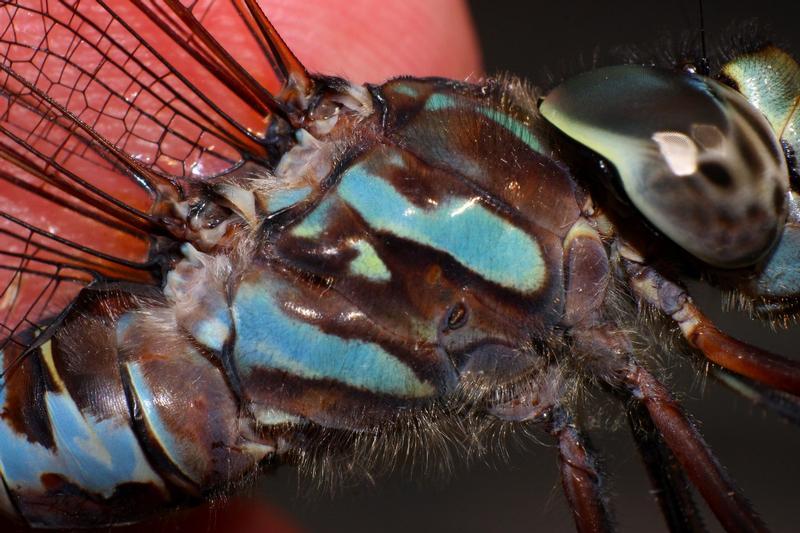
540;65;789;268
722;46;800;179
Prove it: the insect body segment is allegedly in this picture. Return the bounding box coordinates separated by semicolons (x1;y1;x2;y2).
180;79;585;429
1;2;800;532
0;288;273;527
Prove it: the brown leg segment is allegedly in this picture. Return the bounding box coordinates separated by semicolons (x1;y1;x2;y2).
550;409;614;533
627;403;707;533
623;257;800;396
624;365;767;533
688;317;800;394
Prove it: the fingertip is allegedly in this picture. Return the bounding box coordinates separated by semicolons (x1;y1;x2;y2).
262;0;483;82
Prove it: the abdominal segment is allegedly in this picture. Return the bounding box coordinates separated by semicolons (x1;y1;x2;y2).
0;291;271;528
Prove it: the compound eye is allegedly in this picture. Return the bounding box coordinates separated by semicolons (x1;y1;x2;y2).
540;65;789;268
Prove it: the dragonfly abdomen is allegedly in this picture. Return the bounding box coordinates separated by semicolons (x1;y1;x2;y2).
0;288;272;528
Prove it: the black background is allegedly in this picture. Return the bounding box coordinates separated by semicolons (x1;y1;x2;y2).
261;2;800;532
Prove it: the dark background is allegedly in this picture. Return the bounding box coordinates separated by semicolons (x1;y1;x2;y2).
261;2;800;532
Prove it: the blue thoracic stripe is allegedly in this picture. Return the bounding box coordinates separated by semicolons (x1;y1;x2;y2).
478;106;544;153
231;275;435;398
349;239;392;281
252;405;303;426
0;345;164;497
337;164;545;292
269;186;312;213
190;304;232;352
290;195;336;238
391;83;420;97
424;93;457;112
424;93;544;153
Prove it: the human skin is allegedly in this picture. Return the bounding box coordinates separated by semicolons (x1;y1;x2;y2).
0;1;481;532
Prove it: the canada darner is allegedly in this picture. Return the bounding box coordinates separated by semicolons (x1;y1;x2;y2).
1;1;800;532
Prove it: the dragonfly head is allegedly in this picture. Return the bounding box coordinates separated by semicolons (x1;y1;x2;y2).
540;61;790;268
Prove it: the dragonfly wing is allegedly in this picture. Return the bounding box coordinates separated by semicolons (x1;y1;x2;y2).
0;0;304;358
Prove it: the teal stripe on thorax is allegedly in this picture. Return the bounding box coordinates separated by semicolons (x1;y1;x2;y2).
232;276;435;398
349;239;392;281
252;406;303;426
269;186;312;213
478;107;543;153
337;165;545;292
191;312;231;353
425;93;544;153
392;83;420;97
424;93;456;112
290;195;336;238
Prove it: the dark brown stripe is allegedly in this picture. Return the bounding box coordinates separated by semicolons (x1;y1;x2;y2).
240;367;432;431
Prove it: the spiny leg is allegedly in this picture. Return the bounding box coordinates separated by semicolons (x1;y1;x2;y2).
622;254;800;396
623;364;767;533
571;318;765;531
626;402;707;533
547;407;614;533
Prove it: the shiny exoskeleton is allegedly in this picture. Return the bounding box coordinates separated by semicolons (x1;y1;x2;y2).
0;2;798;532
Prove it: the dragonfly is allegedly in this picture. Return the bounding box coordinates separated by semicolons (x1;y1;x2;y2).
0;1;798;532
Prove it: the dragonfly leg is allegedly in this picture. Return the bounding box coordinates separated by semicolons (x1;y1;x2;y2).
626;401;706;533
547;407;614;533
623;256;800;396
622;364;767;533
711;367;800;426
569;316;765;532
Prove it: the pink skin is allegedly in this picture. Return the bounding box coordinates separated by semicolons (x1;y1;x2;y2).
1;1;481;532
262;0;483;82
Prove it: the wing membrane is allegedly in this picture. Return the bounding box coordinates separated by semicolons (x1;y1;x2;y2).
0;0;298;361
0;0;291;180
